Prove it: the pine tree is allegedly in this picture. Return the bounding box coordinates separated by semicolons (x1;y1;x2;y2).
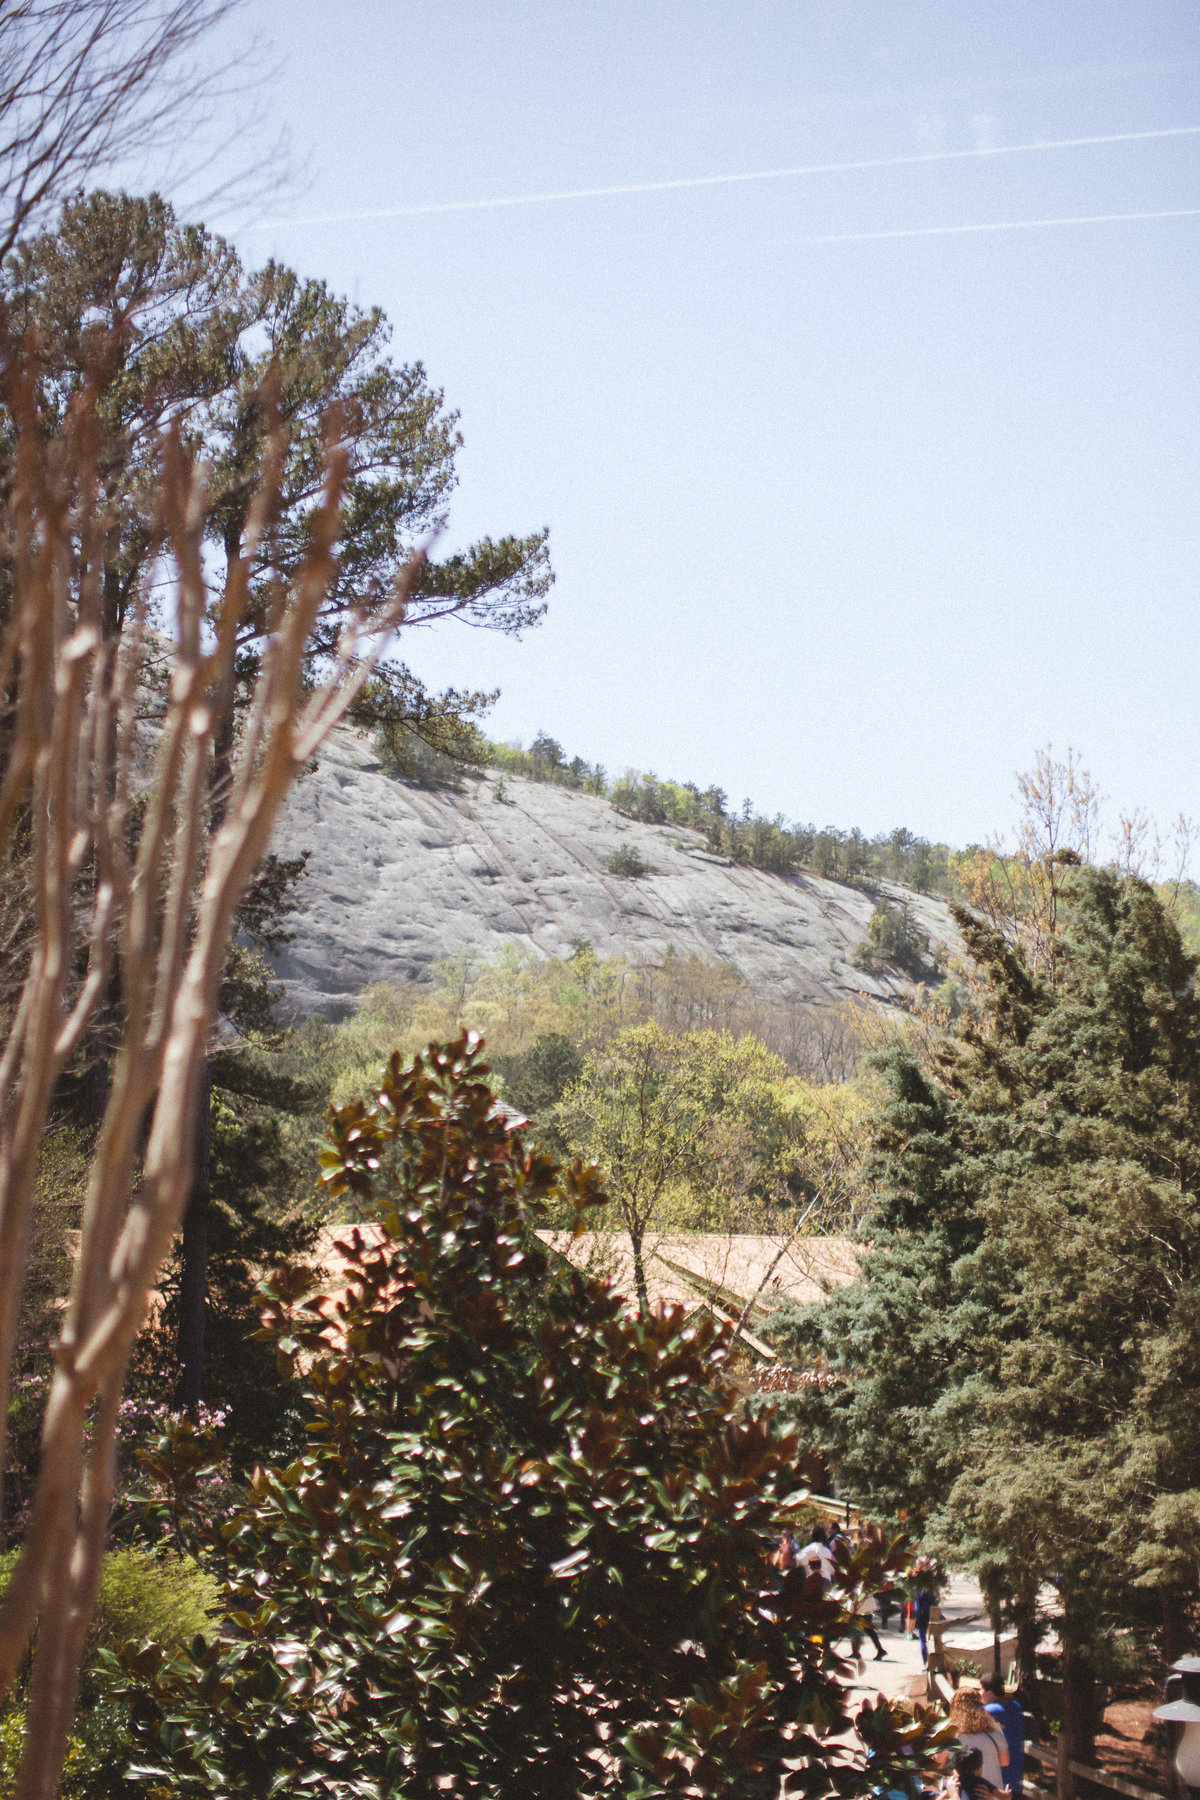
2;189;553;1413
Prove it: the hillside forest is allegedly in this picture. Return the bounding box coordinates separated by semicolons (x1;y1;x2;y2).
381;716;962;891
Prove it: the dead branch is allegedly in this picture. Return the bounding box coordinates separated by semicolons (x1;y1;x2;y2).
0;0;246;259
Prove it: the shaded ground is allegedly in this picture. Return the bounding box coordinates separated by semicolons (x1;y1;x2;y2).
1092;1698;1169;1795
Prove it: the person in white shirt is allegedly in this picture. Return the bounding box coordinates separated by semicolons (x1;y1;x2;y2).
795;1523;836;1584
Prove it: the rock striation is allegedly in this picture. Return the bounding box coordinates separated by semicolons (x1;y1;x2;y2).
268;726;956;1018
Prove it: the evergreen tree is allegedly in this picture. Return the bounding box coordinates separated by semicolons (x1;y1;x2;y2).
106;1038;938;1800
2;188;552;1414
777;868;1200;1796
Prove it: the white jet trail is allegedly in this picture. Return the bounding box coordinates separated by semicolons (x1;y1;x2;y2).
245;124;1200;231
803;204;1200;243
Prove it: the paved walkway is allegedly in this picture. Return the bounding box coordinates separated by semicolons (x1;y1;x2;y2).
845;1571;987;1705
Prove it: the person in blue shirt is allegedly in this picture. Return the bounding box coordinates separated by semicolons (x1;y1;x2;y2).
981;1673;1025;1796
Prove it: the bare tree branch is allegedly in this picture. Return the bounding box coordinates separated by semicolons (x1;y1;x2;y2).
0;341;423;1799
0;0;248;259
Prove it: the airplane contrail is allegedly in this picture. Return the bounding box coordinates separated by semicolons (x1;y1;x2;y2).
244;123;1200;231
802;204;1200;243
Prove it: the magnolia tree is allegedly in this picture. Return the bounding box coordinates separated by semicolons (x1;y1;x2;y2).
105;1036;941;1800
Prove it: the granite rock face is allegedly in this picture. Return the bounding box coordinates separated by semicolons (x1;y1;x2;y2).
268;727;956;1018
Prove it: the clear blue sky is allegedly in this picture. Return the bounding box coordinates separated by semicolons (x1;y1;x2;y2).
200;1;1200;850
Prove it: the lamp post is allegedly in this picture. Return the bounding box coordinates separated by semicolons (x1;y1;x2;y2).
1154;1658;1200;1792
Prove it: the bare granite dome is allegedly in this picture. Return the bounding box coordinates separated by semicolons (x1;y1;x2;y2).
267;726;955;1018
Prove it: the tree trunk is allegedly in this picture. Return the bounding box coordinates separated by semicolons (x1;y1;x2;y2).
1057;1601;1098;1800
990;1605;1003;1686
1162;1588;1188;1665
175;1061;211;1413
174;619;236;1415
1013;1578;1040;1711
630;1228;649;1316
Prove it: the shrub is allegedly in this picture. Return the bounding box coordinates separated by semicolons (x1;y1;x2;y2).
0;1698;143;1799
604;842;651;878
852;900;933;977
0;1545;217;1689
106;1037;938;1800
0;1546;216;1796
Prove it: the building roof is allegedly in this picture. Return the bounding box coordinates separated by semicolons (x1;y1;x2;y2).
306;1224;858;1364
535;1231;859;1357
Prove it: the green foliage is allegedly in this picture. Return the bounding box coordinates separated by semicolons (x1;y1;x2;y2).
490;730;607;793
323;938;872;1114
232;853;311;958
105;1037;938;1800
0;1710;20;1789
1164;878;1200;959
487;737;956;892
3;185;551;812
851;901;936;979
556;1024;816;1295
4;1125;90;1543
771;1044;988;1528
491;1030;583;1140
604;842;652;878
360;671;495;789
2;1693;160;1797
0;1545;217;1692
5;181;555;1457
777;867;1200;1709
141;1044;324;1467
87;1548;219;1668
15;187;549;645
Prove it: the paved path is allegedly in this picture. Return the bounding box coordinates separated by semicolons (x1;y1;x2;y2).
845;1572;987;1705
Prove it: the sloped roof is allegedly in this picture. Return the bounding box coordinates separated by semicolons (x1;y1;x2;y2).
305;1225;857;1363
535;1231;859;1356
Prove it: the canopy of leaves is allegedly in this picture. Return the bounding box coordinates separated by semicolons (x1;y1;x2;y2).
105;1037;937;1800
319;943;870;1124
559;1024;811;1234
1;189;551;731
776;867;1200;1657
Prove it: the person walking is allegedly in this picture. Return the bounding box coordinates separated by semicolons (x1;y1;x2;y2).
981;1673;1026;1796
847;1588;887;1662
948;1688;1010;1792
913;1582;934;1666
875;1577;900;1632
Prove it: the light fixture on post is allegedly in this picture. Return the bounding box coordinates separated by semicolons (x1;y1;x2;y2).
1154;1658;1200;1790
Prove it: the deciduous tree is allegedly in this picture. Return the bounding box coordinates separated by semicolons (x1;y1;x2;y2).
0;329;422;1797
558;1024;810;1311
